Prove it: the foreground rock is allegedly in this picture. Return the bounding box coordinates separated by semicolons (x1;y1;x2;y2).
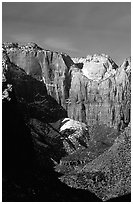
56;124;131;201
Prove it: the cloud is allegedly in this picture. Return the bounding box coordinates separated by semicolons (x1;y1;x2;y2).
44;37;78;52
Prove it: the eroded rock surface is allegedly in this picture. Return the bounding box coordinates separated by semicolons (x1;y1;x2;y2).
4;43;131;130
3;42;73;109
68;54;131;130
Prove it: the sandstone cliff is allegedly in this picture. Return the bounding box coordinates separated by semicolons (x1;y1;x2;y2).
3;42;73;110
3;43;131;131
68;54;131;130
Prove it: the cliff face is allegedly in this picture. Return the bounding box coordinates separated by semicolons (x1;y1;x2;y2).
3;43;131;130
68;55;131;130
3;42;73;109
2;48;90;163
2;48;66;167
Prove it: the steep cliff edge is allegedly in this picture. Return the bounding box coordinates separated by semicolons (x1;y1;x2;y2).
3;42;73;109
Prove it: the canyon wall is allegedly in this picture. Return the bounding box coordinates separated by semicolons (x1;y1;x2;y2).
69;55;131;130
3;43;131;130
2;48;91;161
3;42;73;110
2;43;131;201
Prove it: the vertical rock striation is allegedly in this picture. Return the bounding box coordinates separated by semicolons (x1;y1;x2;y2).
69;54;131;130
3;43;131;130
3;42;74;109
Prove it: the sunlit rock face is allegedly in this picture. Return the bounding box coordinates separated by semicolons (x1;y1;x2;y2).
60;118;90;155
3;43;131;130
68;54;131;130
3;42;43;81
82;54;117;80
3;42;74;109
73;54;118;81
73;54;117;81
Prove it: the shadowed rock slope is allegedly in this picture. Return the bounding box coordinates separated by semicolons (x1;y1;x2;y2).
56;124;131;201
2;47;91;166
2;47;96;202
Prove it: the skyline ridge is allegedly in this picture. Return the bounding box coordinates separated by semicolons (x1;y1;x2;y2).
2;2;131;65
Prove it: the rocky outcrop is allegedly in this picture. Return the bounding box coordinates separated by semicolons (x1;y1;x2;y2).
57;123;131;201
60;118;90;155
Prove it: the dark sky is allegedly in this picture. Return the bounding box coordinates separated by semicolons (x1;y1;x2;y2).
2;2;131;65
